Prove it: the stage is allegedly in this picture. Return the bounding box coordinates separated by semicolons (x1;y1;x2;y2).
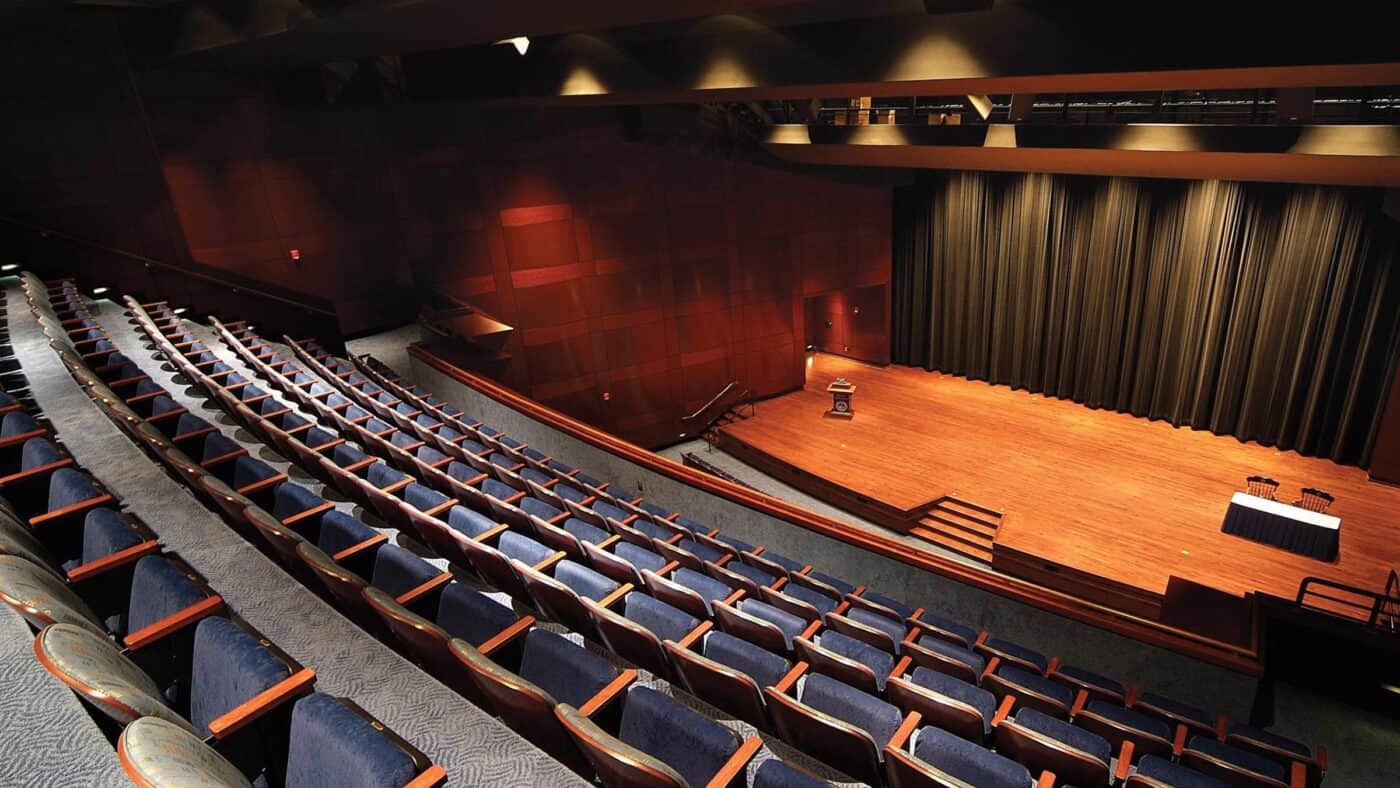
716;354;1400;626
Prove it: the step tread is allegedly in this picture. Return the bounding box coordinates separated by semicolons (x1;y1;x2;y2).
922;511;998;538
937;498;1003;525
915;519;994;550
910;526;993;563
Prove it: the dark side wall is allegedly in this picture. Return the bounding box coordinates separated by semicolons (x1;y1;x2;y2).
0;12;891;447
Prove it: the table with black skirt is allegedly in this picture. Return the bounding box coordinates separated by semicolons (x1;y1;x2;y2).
1220;492;1340;561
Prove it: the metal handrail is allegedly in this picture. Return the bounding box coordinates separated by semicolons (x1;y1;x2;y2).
1296;575;1400;631
682;381;753;427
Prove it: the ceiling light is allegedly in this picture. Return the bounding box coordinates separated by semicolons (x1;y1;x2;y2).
0;264;17;272
173;307;188;315
496;36;529;56
92;287;109;295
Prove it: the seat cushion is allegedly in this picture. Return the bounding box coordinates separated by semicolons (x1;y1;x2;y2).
848;606;907;646
910;667;996;734
284;693;416;788
755;550;805;574
785;584;839;616
618;686;740;788
446;505;495;539
999;665;1076;709
592;501;631;523
739;599;807;648
47;468;100;510
80;508;141;565
498;532;554;567
624;593;698;643
231;457;278;489
332;443;368;467
1056;664;1125;699
555;560;618;601
517;629;617;708
808;571;855;596
1138;692;1214;728
189;617;291;733
126;556;208;635
1227;723;1311;758
370;545;440;599
704;630;792;689
1137;754;1230;788
861;591;915;620
1085;699;1172;741
366;462;409;489
673;567;732;612
615;542;665;573
802;673;903;747
915;611;980;647
562;517;609;545
1015;707;1112;764
273;484;324;520
677;538;727;565
316;511;378;556
21;437;63;469
916;635;985;676
984;637;1048;672
725;561;777;588
1188;736;1287;782
403;483;448;512
752;759;830;788
821;631;895;690
914;725;1030;788
1;411;38;438
436;584;517;646
520;496;562;522
712;533;754;553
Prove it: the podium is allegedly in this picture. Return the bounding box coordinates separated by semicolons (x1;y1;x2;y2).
827;378;855;418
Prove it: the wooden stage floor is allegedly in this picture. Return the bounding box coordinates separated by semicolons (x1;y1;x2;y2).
718;354;1400;624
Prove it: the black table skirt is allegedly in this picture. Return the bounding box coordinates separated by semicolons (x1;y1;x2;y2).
1221;503;1338;561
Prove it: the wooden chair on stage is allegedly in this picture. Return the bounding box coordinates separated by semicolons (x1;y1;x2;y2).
1245;476;1279;500
1296;488;1334;513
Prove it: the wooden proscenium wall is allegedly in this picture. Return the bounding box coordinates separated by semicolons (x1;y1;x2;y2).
402;112;890;447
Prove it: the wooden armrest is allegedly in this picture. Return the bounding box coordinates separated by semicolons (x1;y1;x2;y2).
343;457;377;474
533;550;567;573
123;595;224;650
722;589;746;606
1317;745;1328;770
405;765;447;788
1215;713;1229;741
676;620;713;650
261;407;292;420
1125;683;1141;707
282;501;335;527
172;425;217;443
428;456;453;470
395;572;452;607
1172;724;1188;756
981;656;1001;683
547;511;569;525
108;374;151;389
422;500;455;519
242;393;272;407
284;422;314;436
504;491;526;506
800;619;822;640
889;655;912;680
398;440;426;453
992;694;1015;726
125;390;164;406
1289;761;1306;788
0;458;73;487
310;438;345;454
1034;772;1055;788
1115;741;1135;781
888;711;922;749
381;478;412;495
658;560;681;576
774;662;807;693
237;473;289;496
144;407;187;423
1046;656;1061;676
373;427;396;439
208;668;316;739
473;523;509;544
332;533;387;562
66;540;160;583
664;531;685;546
1070;689;1088;718
598;583;633;609
0;428;48;449
706;735;762;788
29;493;114;528
597;535;621;550
479;615;535;656
580;669;637;717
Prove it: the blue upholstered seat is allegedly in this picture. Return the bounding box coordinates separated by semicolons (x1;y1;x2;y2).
488;452;515;469
802;673;903;747
739;598;807;649
1138;692;1215;729
446;461;477;482
914;725;1030;788
1227;722;1311;757
555;560;618;601
984;637;1048;672
593;501;631;523
914;611;980;647
617;686;740;788
820;631;896;690
231;457;279;489
615;542;666;573
675;537;727;564
303;427;337;448
21;438;63;468
1084;699;1172;741
1056;664;1125;698
481;478;516;501
862;591;915;620
332;443;368;467
520;496;562;521
403;483;448;512
317;511;378;555
624;593;698;643
752;759;830;788
916;635;985;676
188;617;291;733
638;500;671;519
272;484;324;520
808;571;856;596
47;468;100;510
461;438;489;455
848;606;908;647
999;665;1076;708
200;433;242;462
498;532;554;567
546;458;575;475
555;483;589;503
80;508;140;565
562;517;609;545
911;667;997;735
608;487;639;503
126;556;208;635
520;467;553;486
437;584;517;646
712;533;753;553
446;505;495;539
1188;736;1287;782
755;550;805;574
1015;707;1112;764
366;462;409;489
785;584;839;616
704;630;792;689
414;445;449;466
725;560;778;589
673;568;732;614
284;693;415;788
2;412;38;438
517;629;617;707
369;545;440;598
630;518;675;542
1136;754;1230;788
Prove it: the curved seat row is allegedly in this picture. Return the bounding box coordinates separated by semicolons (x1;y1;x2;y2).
0;274;446;788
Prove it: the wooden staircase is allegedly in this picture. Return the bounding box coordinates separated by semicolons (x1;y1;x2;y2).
703;406;752;445
910;495;1003;564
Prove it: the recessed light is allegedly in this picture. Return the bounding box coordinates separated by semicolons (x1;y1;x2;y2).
92;287;109;295
495;36;529;55
0;264;17;272
173;307;188;315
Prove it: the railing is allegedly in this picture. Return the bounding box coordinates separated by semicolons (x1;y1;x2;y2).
1296;573;1400;632
681;381;755;439
0;216;345;352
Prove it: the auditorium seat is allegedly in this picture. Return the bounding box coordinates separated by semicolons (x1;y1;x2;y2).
900;632;985;685
282;692;444;787
752;759;833;788
758;582;840;622
826;604;908;654
516;557;628;640
885;665;997;744
996;706;1116;786
585;592;704;680
795;629;896;695
557;685;760;788
910;611;982;650
1075;698;1177;767
1127;754;1230;788
582;537;668;588
1182;736;1293;788
1049;660;1126;703
664;629;799;730
984;662;1078;718
1131;690;1219;737
714;597;811;655
642;565;739;619
452;629;632;773
764;673;913;785
884;724;1035;788
976;636;1049;674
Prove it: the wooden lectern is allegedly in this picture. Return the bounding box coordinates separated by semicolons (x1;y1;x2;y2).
827;378;855;418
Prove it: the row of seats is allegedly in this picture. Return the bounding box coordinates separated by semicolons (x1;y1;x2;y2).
289;330;1326;788
3;274;446;788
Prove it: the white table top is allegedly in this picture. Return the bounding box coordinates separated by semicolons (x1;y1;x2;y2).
1230;492;1341;530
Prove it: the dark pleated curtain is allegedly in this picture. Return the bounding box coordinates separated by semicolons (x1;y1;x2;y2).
892;172;1400;467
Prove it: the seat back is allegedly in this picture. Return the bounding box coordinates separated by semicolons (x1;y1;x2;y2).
294;542;379;631
556;703;687;788
584;594;677;679
283;693;422;788
36;622;195;731
615;685;743;788
886;669;992;744
664;633;775;730
763;675;887;786
118;716;254;788
994;709;1112;788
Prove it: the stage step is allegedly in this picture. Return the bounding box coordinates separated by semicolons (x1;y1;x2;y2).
909;495;1005;565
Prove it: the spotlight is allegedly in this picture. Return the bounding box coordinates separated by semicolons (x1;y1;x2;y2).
0;264;17;272
173;307;188;315
92;287;109;295
495;36;530;55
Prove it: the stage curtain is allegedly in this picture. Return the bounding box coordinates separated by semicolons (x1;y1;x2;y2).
892;172;1400;467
